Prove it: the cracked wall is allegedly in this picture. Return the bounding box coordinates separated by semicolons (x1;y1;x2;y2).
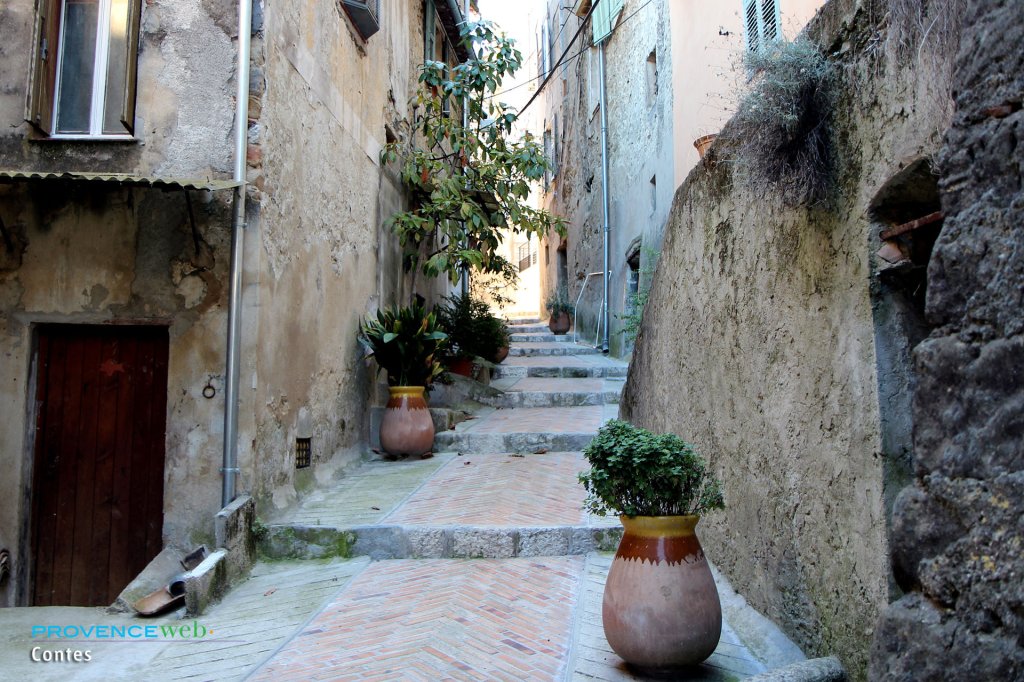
0;0;239;607
247;0;435;518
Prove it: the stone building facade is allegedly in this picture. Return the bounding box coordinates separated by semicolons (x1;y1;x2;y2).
619;0;965;677
0;0;459;608
534;0;821;355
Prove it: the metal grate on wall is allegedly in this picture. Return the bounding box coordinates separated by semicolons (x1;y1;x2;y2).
295;438;312;469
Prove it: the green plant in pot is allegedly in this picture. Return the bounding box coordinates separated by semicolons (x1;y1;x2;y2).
545;287;573;335
435;293;509;376
360;296;447;458
579;419;725;673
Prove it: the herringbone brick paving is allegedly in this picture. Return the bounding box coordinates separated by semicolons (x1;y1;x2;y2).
386;452;590;526
456;406;605;434
248;557;584;681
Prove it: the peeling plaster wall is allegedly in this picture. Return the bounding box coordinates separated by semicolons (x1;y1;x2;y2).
248;0;429;517
619;0;957;676
0;0;240;606
0;184;231;607
0;0;235;175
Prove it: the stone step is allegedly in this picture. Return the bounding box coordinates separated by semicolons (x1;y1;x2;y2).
509;332;574;343
433;429;597;453
259;523;622;561
492;363;629;379
509;342;600;357
484;376;624;408
507;322;548;333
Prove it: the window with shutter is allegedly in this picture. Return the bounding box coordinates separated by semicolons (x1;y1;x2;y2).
742;0;782;54
27;0;142;138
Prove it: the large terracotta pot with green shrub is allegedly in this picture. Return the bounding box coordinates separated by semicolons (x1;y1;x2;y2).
579;420;726;674
360;296;447;458
546;289;573;335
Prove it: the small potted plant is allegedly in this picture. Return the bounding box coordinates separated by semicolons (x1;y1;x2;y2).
579;419;726;674
545;287;573;335
360;296;447;458
435;293;508;376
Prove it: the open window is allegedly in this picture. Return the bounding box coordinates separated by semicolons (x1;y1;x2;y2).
27;0;142;138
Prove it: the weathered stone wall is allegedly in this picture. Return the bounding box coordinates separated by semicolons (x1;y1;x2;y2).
247;0;435;516
538;0;675;354
0;0;235;175
0;0;239;607
870;0;1024;678
619;0;958;676
0;184;231;607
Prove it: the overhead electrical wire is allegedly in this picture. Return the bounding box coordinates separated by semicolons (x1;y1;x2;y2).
488;0;657;108
515;0;603;117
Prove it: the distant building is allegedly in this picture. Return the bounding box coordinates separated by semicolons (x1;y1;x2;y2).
534;0;823;355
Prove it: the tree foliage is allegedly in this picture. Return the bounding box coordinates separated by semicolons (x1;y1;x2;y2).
381;20;565;284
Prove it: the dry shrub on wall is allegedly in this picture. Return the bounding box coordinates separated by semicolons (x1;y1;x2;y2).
729;39;839;208
888;0;967;67
887;0;966;118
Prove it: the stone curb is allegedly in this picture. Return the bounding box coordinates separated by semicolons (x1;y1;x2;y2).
478;389;622;409
433;431;597;453
509;345;600;357
745;657;847;681
259;523;623;561
493;364;629;379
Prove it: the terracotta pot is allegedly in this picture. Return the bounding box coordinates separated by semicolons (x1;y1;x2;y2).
491;345;509;364
379;386;434;457
602;515;722;674
548;311;571;335
694;133;717;159
448;356;475;377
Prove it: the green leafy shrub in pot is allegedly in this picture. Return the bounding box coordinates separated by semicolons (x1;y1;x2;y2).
360;295;448;387
435;293;507;363
579;419;725;517
546;287;574;316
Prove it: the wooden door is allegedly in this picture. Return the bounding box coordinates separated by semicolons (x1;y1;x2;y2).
30;324;169;606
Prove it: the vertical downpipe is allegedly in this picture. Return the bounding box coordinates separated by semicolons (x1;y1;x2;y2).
459;0;470;298
223;0;254;507
598;40;611;353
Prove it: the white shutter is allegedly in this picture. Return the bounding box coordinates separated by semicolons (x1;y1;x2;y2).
742;0;761;54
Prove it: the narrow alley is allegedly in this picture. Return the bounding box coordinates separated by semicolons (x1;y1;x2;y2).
1;323;810;681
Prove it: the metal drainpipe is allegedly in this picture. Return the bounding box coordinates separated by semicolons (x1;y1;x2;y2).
222;0;254;507
598;39;611;353
459;0;470;298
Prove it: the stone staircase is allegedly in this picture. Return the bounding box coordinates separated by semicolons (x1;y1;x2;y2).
261;319;628;561
195;320;807;681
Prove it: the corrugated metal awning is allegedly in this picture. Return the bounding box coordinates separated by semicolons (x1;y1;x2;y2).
0;170;241;192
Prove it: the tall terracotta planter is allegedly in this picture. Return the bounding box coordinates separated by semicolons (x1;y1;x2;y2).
548;311;571;335
602;515;722;674
379;386;434;457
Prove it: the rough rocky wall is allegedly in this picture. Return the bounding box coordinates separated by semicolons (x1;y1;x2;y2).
0;185;231;607
249;0;428;516
870;0;1024;678
619;0;957;676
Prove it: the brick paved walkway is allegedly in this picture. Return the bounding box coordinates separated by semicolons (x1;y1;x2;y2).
232;324;804;680
386;453;591;526
249;558;584;682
